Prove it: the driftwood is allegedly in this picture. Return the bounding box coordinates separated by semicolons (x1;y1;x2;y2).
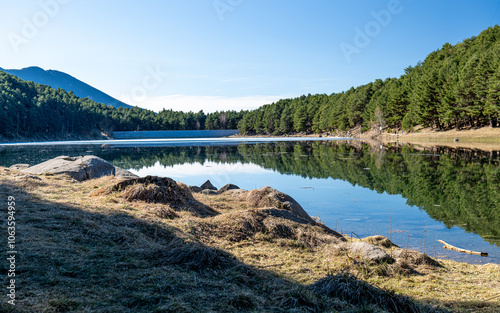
437;240;488;257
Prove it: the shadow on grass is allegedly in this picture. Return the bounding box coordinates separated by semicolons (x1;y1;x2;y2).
0;180;453;313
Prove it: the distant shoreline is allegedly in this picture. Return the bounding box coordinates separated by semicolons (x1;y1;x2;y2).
364;126;500;151
234;126;500;151
3;126;500;152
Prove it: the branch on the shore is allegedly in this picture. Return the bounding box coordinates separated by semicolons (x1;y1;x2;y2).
437;240;488;257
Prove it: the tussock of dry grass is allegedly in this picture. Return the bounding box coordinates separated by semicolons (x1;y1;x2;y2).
363;235;399;248
145;237;253;273
392;249;443;267
187;207;344;250
98;175;219;217
311;272;446;313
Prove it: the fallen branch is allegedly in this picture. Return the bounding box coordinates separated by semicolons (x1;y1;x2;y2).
437;240;488;257
485;293;500;301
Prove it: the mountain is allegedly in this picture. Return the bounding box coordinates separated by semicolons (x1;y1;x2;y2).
0;66;132;109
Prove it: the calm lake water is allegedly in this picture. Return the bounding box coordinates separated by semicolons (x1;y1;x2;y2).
1;138;499;264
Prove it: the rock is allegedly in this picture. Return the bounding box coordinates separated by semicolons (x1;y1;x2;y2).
9;164;30;170
80;156;117;180
218;183;240;194
188;185;203;193
201;189;218;195
22;155;138;181
241;186;315;223
200;180;217;191
348;242;394;263
114;167;139;180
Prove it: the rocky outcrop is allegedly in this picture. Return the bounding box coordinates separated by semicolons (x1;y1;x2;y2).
200;180;217;191
9;164;30;170
22;155;138;181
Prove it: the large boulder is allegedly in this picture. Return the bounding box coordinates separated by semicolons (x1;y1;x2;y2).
241;186;315;223
22;155;138;181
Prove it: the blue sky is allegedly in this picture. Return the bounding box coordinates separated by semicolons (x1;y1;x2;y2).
1;0;499;112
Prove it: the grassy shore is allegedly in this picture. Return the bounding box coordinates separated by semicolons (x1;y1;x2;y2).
366;127;500;151
1;169;499;312
235;126;500;151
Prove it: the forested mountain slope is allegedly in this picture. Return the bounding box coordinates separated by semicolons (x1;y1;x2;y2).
0;71;242;140
237;26;500;135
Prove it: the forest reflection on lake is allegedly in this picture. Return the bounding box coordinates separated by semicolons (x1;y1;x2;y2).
1;139;499;264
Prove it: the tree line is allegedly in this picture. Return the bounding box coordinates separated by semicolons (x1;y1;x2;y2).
2;25;499;140
0;71;243;140
238;25;500;134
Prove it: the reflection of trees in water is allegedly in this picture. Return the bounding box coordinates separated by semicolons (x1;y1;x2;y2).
375;149;386;169
1;141;499;246
230;142;500;246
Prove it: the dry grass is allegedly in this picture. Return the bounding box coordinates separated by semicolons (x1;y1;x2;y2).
370;126;500;151
0;168;499;312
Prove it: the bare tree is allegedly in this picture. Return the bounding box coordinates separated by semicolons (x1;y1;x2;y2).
374;106;385;132
219;112;228;130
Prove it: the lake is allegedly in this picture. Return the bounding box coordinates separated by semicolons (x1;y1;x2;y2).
1;138;499;264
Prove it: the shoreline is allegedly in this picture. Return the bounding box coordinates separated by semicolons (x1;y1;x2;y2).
234;126;500;151
4;126;500;151
1;161;499;311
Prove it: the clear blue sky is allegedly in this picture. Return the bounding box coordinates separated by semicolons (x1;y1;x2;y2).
1;0;499;112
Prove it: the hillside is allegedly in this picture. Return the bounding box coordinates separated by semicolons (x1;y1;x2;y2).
0;66;132;109
237;25;500;136
0;71;242;141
